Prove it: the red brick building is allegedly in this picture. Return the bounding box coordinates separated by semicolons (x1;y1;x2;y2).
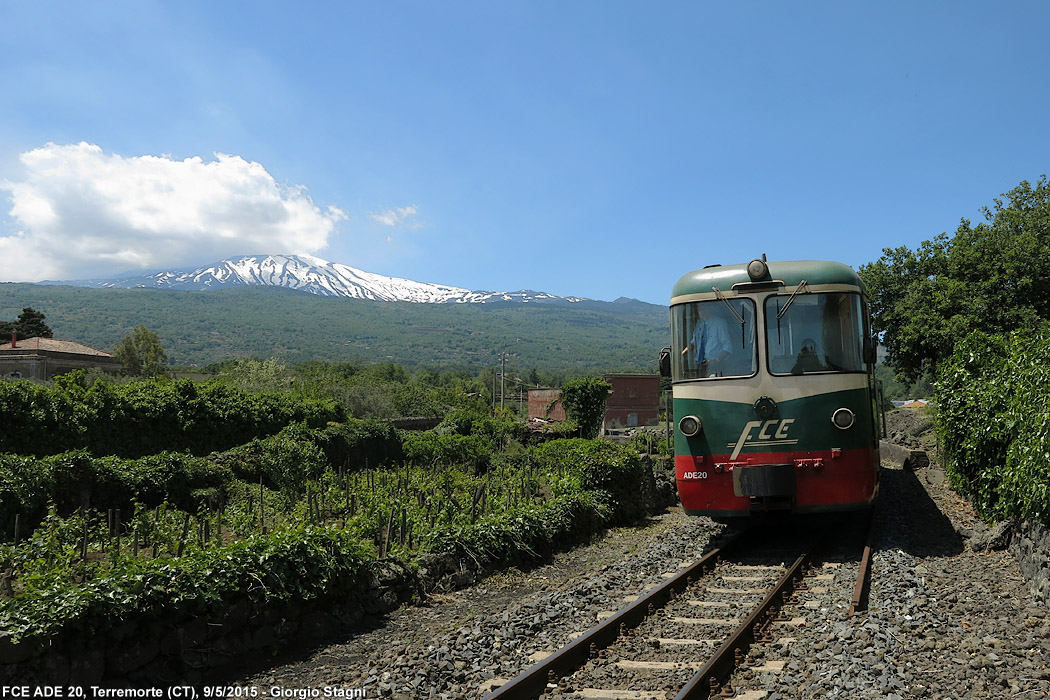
601;373;661;430
527;388;566;422
527;374;661;431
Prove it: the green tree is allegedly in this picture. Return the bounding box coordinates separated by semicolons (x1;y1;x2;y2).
112;325;169;377
860;176;1050;383
560;376;612;439
17;307;53;339
0;307;53;343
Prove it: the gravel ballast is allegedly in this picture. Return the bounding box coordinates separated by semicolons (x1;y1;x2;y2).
227;410;1050;699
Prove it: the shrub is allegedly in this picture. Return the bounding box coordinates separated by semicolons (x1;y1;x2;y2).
0;376;344;458
0;451;234;540
420;492;606;563
532;438;648;524
936;329;1050;523
560;377;612;439
0;526;371;646
402;432;493;472
315;419;404;470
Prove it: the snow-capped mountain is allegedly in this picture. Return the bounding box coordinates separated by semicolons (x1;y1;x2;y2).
49;254;590;305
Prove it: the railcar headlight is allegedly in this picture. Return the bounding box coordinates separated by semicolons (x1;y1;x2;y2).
754;396;777;420
747;258;769;281
679;415;703;437
831;408;855;430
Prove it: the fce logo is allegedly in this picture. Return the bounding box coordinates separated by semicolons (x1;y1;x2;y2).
729;419;798;460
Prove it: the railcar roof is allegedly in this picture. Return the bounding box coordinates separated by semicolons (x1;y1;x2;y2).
671;259;863;300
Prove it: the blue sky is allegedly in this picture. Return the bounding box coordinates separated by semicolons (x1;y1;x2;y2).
1;2;1048;304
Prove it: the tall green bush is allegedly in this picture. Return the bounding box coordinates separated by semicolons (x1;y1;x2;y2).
315;419;404;469
560;377;612;439
936;329;1050;523
533;438;648;524
0;526;371;646
0;451;233;539
0;375;344;458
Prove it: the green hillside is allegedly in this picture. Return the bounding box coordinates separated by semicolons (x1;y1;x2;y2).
0;283;669;374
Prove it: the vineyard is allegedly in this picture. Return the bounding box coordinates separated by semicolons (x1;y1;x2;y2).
0;373;666;682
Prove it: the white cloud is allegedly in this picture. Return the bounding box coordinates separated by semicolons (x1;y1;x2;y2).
0;142;347;281
369;204;419;228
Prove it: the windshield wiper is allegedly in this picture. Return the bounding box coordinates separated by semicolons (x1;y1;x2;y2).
775;279;808;344
777;280;809;319
712;287;748;347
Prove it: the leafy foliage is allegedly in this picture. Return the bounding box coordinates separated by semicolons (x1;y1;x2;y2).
560;377;612;439
421;492;605;564
861;176;1050;383
936;329;1050;524
533;438;649;524
0;526;371;645
215;419;403;494
0;450;234;534
0;307;53;343
874;361;933;402
111;324;169;377
0;374;344;457
0;368;660;660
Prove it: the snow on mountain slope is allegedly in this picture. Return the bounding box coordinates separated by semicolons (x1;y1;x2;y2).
53;254;590;304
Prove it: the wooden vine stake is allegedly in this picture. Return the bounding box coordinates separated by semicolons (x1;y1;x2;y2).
259;477;266;534
81;516;89;561
400;507;407;547
177;513;191;557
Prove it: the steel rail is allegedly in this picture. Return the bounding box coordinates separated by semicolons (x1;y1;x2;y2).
673;541;817;700
849;506;877;616
481;529;750;700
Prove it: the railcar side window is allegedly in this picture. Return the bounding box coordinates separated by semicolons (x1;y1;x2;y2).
764;292;865;374
671;299;757;380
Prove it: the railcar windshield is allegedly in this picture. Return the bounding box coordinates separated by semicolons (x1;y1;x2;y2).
764;292;865;374
671;298;757;380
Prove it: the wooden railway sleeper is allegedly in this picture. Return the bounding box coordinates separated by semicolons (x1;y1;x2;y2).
674;542;817;700
484;528;755;700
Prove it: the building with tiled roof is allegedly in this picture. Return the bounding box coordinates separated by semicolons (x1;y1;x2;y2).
0;336;122;380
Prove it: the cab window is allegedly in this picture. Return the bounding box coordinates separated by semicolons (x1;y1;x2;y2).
764;292;865;374
671;299;757;381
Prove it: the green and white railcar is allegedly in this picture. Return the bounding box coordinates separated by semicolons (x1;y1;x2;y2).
662;258;880;517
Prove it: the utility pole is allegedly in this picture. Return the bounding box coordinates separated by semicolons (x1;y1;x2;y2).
500;352;506;410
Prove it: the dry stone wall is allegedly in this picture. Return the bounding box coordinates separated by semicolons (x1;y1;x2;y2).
1011;519;1050;608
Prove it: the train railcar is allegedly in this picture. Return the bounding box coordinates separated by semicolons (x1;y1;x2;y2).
660;257;879;518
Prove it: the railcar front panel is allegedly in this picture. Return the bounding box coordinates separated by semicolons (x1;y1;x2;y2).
673;388;879;516
666;258;880;518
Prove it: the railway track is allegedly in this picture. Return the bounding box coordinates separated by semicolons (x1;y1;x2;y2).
482;511;875;700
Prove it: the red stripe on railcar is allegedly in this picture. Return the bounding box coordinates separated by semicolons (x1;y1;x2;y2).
675;448;878;515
